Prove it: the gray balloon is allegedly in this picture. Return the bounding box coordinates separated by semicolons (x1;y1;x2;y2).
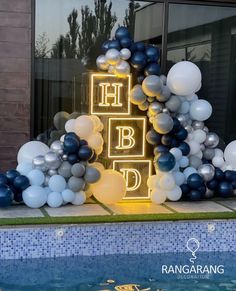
203;148;215;160
50;140;64;156
45;151;62;170
156;85;171;102
58;161;72;178
203;126;209;133
71;163;86;177
148;102;163;116
138;101;149;111
189;155;202;169
142;75;163;97
200;144;205;151
153;113;173;134
69;112;80;119
165;95;181;112
185;125;193;133
33;155;47;172
68;176;85;192
205;188;214;199
84;166;101;184
204;132;219;149
130;85;146;105
176;114;188;127
53;111;70;130
198;164;215;182
192;121;204;130
48;169;58;176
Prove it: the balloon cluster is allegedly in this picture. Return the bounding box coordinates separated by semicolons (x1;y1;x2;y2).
97;26;236;204
96;27;160;78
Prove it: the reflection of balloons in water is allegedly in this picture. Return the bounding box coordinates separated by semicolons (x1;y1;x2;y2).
91;170;126;204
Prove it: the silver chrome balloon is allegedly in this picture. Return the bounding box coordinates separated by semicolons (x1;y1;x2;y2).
120;48;131;60
48;169;58;176
44;151;62;170
198;164;215;182
105;48;120;65
32;155;48;172
162;108;170;115
50;140;64;156
203;126;209;133
153;113;173;134
44;175;51;186
192;120;204;130
148;102;163;116
115;60;130;76
96;55;109;71
130;85;146;105
176;114;188;127
184;125;193;133
62;154;68;161
204;132;219;149
203;148;215;160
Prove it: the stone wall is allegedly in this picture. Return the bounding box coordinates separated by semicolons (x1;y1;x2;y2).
0;0;31;171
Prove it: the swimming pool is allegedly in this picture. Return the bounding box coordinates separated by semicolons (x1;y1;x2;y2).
0;252;235;290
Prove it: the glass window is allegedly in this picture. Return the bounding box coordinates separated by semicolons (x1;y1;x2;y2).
167;3;236;144
34;0;163;138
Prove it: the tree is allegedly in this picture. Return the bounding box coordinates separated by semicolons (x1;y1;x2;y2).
51;35;65;58
35;32;50;58
123;0;140;37
78;0;117;67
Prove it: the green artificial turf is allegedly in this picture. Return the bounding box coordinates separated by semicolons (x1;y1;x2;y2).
0;211;236;226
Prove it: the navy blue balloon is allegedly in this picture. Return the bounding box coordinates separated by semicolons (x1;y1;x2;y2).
13;175;30;191
135;42;145;51
232;180;236;189
78;145;93;161
64;138;80;154
202;158;209;164
101;40;111;53
175;128;188;141
6;170;20;185
108;39;121;50
145;46;159;62
146;129;162;145
172;118;181;132
170;138;180;148
214;168;224;181
187;173;204;189
130;52;147;71
14;192;23;203
217;181;233;198
67;153;78;165
80;139;88;146
153;145;168;156
180;184;190;198
189;189;202;201
65;132;79;142
137;75;145;84
115;26;130;40
206;179;218;190
129;42;137;53
198;185;206;197
0;187;12;207
161;134;172;146
178;142;190;156
144;63;161;76
120;37;132;48
156;152;176;172
0;173;8;187
224;170;236;182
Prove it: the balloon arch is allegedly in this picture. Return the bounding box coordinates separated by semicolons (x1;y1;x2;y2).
0;26;236;208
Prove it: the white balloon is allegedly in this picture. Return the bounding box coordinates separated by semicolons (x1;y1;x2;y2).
60;134;65;142
212;156;225;168
74;115;95;138
17;141;49;164
62;189;75;203
147;175;159;189
215;148;224;157
159;173;175;190
193;129;206;144
188;140;201;155
90;115;104;132
23;186;47;208
195;151;203;159
72;191;86;205
87;132;104;151
91;162;105;172
16;162;33;175
27;169;45;186
65;119;75;133
47;192;63;208
166;186;182;201
167;61;202;96
224;141;236;167
151;188;166;204
189;99;212;121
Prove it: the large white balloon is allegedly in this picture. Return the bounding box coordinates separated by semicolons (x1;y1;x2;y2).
159;173;175;190
90;170;126;204
151;188;166;204
87;133;104;151
167;61;202;96
74;115;95;138
224;141;236;167
189;100;212;121
17;141;49;164
23;186;47;208
65;119;75;133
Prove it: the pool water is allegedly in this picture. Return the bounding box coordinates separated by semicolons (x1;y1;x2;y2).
0;252;235;290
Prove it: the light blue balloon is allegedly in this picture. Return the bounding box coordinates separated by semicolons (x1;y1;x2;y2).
179;156;189;168
16;162;33;176
47;192;63;208
23;186;47;208
48;175;66;192
173;172;185;186
27;169;45;186
183;167;198;179
62;189;75;203
44;187;51;195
